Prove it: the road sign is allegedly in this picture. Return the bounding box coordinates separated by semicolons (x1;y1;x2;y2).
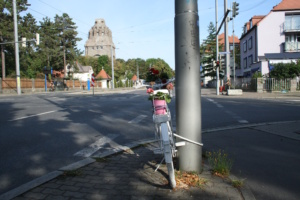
219;52;231;55
91;73;95;87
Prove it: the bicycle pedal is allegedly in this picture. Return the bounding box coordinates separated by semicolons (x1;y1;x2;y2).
175;141;186;147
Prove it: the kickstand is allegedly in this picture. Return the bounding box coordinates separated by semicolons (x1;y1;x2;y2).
155;157;165;172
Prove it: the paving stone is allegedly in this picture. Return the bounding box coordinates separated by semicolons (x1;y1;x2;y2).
42;188;64;195
63;191;85;198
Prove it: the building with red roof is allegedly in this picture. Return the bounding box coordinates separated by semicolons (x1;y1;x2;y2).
95;68;111;88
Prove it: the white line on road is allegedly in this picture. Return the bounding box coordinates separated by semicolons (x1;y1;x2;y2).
128;115;147;124
8;110;58;122
74;134;118;157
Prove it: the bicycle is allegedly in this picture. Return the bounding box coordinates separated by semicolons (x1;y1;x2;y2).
151;89;177;188
150;86;203;189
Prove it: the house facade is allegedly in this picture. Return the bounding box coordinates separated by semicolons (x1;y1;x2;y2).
238;0;300;77
72;63;94;81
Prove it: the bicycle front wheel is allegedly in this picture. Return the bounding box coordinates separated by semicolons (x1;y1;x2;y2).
161;123;176;188
167;162;176;188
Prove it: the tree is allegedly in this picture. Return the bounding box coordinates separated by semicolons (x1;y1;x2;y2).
200;22;224;78
0;0;30;77
98;55;110;75
54;13;81;74
270;61;300;79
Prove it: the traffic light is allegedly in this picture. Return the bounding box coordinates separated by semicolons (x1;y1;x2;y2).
216;61;220;68
232;2;239;18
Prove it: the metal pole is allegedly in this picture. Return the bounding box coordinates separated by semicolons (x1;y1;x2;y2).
216;0;219;95
175;0;202;173
1;44;5;78
224;0;230;80
13;0;21;95
232;6;236;89
111;45;114;89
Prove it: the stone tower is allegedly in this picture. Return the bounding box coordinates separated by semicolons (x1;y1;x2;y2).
84;19;115;59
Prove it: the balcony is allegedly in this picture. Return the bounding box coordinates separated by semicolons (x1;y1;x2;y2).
285;42;300;52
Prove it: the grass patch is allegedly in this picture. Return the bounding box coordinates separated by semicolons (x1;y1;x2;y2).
175;171;207;188
206;150;233;177
62;169;82;177
231;179;245;188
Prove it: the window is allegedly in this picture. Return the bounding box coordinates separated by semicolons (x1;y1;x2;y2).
285;14;300;30
248;55;253;66
243;41;247;52
243;57;247;69
248;37;252;49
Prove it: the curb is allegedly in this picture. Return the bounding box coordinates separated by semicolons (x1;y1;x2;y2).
229;175;256;200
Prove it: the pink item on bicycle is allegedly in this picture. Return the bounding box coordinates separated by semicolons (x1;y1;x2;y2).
153;100;167;115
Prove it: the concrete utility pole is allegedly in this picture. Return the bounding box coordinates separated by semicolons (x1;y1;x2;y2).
224;0;230;80
175;0;202;173
13;0;21;95
216;0;220;95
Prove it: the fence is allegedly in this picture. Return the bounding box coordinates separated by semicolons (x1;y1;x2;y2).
0;78;134;94
206;77;299;92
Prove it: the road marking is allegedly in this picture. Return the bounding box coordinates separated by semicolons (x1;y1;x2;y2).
238;120;249;124
74;134;118;157
8;110;58;122
128;115;147;124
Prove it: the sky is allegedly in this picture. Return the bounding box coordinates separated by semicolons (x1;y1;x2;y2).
24;0;283;70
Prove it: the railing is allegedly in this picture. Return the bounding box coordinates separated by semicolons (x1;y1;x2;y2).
285;42;300;52
284;23;300;32
263;78;291;91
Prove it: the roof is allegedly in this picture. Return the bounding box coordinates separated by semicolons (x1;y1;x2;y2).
76;62;92;73
272;0;300;11
52;70;64;78
96;69;111;80
131;75;137;81
218;33;240;44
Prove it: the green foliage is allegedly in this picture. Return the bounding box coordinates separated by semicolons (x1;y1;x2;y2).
200;22;224;79
270;61;300;79
98;55;110;75
148;92;171;103
206;150;233;177
252;72;262;78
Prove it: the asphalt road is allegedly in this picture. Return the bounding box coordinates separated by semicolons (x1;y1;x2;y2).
1;89;300;198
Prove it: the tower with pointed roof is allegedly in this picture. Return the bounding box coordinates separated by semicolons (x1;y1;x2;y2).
84;19;115;59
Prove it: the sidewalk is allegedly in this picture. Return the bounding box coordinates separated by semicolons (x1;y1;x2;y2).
2;142;248;200
201;88;300;99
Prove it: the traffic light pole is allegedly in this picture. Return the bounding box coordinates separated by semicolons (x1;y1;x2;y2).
175;0;202;173
216;0;220;95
